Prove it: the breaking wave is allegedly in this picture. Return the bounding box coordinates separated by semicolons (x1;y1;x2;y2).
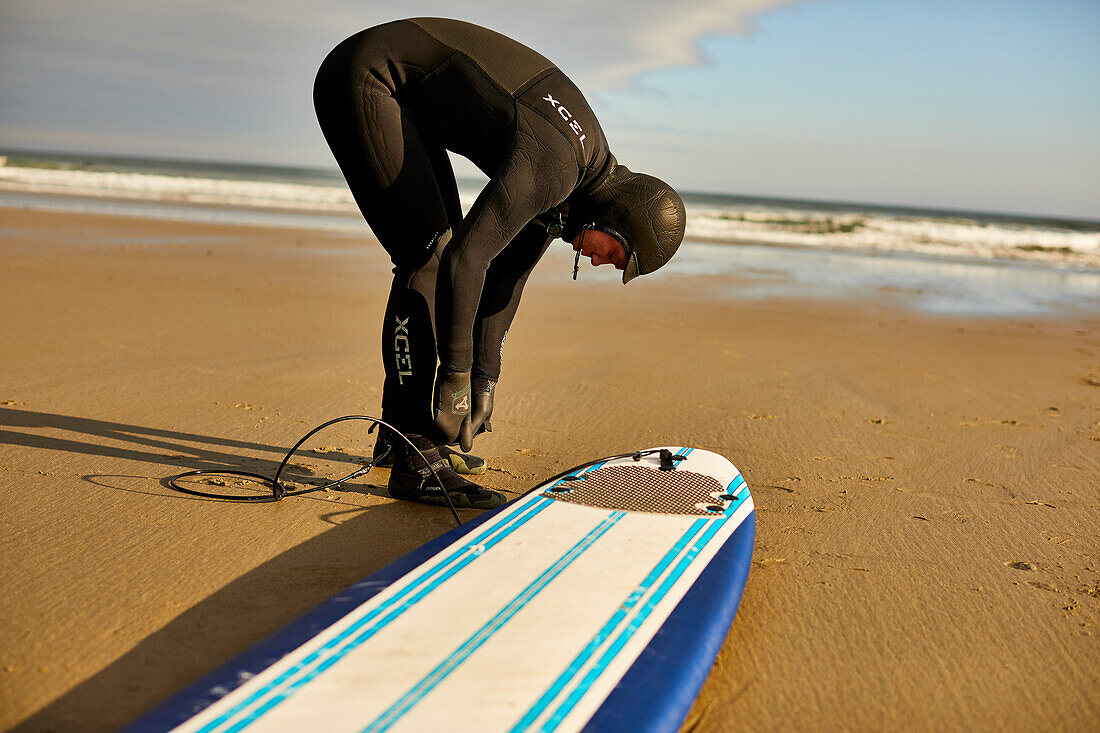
2;155;1097;268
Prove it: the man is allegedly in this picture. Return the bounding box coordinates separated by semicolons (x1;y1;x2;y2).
314;18;686;510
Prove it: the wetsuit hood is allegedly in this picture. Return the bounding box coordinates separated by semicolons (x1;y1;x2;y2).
565;163;686;283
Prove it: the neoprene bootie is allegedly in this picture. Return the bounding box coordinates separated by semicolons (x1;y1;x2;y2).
374;434;486;475
387;434;504;510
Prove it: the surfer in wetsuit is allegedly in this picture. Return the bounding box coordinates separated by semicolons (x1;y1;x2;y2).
314;18;686;509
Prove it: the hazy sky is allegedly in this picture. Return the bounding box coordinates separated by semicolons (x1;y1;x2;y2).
1;0;1097;218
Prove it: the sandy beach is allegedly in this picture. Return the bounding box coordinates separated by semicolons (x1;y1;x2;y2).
1;206;1097;731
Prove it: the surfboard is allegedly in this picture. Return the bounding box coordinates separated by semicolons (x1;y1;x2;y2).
123;447;754;733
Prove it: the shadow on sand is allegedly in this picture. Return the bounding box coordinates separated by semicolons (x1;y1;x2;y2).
0;407;376;492
4;407;458;732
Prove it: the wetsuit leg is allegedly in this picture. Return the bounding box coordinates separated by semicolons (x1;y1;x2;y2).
473;221;553;381
375;142;462;435
314;52;461;435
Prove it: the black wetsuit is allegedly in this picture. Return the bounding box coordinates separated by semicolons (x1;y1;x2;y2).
314;18;614;436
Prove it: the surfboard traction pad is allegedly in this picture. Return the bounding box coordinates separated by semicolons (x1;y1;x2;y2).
542;463;729;515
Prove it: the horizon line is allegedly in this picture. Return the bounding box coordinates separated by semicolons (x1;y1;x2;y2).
2;144;1097;227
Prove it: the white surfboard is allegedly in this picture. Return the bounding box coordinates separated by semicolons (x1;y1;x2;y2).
124;447;755;733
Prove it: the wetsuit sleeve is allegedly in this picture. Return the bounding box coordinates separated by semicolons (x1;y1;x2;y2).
436;117;574;373
472;220;553;381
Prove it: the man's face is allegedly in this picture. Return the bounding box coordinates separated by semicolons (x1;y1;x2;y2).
571;228;628;270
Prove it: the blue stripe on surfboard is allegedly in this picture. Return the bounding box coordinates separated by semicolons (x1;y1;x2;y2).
204;498;552;733
120;460;620;732
362;510;629;733
124;451;708;731
203;462;609;732
360;451;691;730
542;510;735;730
725;475;747;507
580;517;755;733
578;476;753;733
509;518;710;732
120;503;507;732
513;470;745;731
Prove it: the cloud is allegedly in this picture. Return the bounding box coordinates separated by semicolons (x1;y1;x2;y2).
478;0;804;88
0;0;797;163
339;0;803;88
1;0;797;90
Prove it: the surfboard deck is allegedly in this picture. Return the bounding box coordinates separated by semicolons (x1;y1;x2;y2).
123;447;754;733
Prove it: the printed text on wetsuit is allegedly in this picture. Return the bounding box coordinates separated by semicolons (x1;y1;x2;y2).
394;316;412;384
543;94;585;149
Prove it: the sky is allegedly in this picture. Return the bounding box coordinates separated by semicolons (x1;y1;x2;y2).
1;0;1097;218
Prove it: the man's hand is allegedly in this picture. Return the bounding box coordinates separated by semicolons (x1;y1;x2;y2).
471;377;496;436
434;368;473;451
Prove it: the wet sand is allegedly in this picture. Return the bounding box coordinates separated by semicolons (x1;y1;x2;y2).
1;207;1097;731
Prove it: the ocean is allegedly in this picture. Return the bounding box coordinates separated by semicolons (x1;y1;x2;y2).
3;149;1098;316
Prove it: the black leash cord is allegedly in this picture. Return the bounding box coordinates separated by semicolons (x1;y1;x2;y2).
168;415;462;527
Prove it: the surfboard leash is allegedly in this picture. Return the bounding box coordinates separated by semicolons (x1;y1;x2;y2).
167;415;463;526
518;448;687;499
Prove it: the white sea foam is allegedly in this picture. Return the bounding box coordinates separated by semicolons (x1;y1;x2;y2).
0;165;357;212
686;207;1100;267
2;163;1097;268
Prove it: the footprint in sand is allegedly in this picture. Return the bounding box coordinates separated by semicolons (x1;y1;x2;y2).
1005;561;1037;571
967;477;1006;489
